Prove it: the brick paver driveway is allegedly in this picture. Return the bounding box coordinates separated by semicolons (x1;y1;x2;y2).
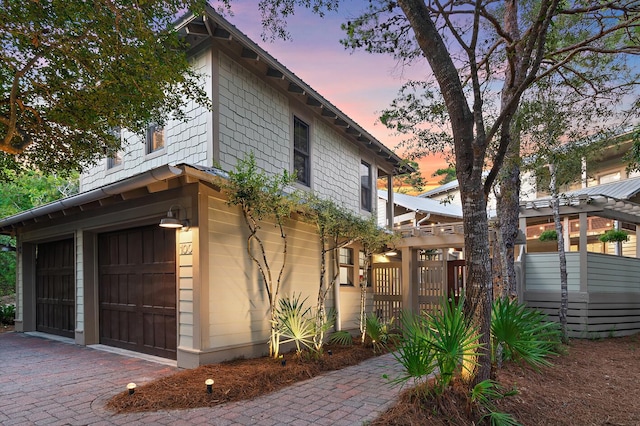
0;333;405;425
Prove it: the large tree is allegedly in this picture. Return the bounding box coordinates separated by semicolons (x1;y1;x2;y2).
0;0;210;175
245;0;640;383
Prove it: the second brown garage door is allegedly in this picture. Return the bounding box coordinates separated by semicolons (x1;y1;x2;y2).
98;225;177;359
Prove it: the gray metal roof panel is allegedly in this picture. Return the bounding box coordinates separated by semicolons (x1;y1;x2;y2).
379;190;462;219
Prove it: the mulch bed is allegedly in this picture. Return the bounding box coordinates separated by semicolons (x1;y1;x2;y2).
372;334;640;425
106;342;378;413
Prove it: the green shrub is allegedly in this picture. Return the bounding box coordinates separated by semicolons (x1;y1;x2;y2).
364;313;397;353
538;229;557;241
428;297;482;389
599;229;629;243
329;330;353;346
1;304;15;325
491;297;561;369
274;294;315;355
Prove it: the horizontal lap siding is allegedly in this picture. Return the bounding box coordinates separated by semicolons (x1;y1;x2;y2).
524;253;582;292
524;253;640;338
586;253;640;293
207;196;320;350
523;293;588;336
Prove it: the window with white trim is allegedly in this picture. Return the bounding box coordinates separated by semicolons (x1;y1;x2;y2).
146;123;165;154
339;247;354;286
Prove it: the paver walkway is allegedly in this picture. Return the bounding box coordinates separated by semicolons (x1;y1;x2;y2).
0;332;406;425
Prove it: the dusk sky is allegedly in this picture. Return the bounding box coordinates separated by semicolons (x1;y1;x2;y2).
218;1;447;188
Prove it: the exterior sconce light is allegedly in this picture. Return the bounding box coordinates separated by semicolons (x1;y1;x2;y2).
205;378;214;394
159;205;189;230
127;382;137;395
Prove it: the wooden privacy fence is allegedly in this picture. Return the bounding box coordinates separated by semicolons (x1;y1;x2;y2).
372;257;467;321
372;262;402;322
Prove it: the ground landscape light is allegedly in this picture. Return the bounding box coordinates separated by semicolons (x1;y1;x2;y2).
205;378;214;394
127;383;136;395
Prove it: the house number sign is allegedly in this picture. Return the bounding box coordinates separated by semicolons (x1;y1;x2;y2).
180;242;193;255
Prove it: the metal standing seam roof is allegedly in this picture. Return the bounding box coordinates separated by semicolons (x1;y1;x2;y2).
378;190;462;219
557;177;640;200
520;177;640;223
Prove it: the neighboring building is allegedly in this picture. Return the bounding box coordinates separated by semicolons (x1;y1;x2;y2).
0;7;410;368
375;132;640;338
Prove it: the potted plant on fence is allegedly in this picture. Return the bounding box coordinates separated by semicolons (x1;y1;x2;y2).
599;229;630;243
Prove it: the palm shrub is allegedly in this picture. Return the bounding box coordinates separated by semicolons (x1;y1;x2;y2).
491;297;561;369
389;311;437;387
364;313;397;352
274;294;315;355
391;299;482;392
428;297;483;389
470;380;521;426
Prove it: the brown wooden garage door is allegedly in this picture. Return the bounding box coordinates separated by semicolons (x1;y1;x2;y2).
98;225;177;359
36;239;75;338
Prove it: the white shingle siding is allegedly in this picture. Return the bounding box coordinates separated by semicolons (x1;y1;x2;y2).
75;231;83;333
80;51;212;192
217;52;290;174
312;119;361;213
81;47;372;218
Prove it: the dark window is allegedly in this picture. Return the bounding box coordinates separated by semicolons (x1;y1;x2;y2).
361;161;372;211
146;123;165;154
293;117;310;186
339;247;354;286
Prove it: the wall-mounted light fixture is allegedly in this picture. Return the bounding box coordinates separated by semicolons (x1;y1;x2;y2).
159;205;189;230
384;251;398;257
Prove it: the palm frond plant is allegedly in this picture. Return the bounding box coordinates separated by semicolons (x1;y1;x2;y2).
388;311;437;388
274;294;315;355
364;313;398;353
471;380;521;426
491;297;561;369
428;297;483;389
329;330;353;346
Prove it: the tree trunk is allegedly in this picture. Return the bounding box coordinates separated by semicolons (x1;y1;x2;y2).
459;178;493;384
495;139;521;299
550;163;569;343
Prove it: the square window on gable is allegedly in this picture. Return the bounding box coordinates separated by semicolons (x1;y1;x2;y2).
146;123;165;154
361;161;372;211
293;116;310;186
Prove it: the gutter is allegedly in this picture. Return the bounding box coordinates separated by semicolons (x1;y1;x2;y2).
0;165;184;233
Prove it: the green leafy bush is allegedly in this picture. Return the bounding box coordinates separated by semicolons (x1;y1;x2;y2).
538;229;557;241
491;297;561;369
1;304;15;325
599;229;629;243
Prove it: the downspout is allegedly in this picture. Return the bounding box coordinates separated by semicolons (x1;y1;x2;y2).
417;213;431;225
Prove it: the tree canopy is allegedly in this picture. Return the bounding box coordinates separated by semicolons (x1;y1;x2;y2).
0;0;210;175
